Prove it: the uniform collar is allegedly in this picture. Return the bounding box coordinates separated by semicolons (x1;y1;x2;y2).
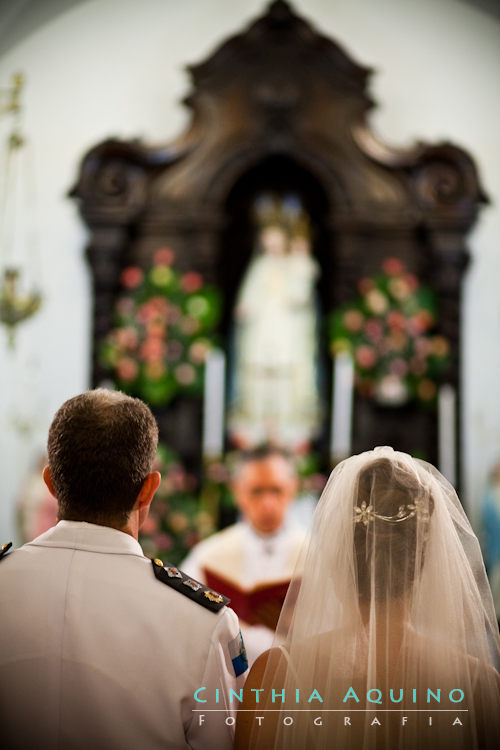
27;520;145;557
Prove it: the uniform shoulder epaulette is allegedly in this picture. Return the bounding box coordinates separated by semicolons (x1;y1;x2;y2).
0;542;12;560
151;558;230;613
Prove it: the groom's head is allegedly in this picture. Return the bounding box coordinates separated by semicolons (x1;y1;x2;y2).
44;389;158;527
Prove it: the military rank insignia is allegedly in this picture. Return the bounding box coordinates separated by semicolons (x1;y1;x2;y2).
183;579;202;592
0;542;12;560
152;558;230;613
165;566;182;579
228;630;248;677
204;590;224;604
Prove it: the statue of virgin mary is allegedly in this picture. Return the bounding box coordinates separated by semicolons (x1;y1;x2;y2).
228;195;321;449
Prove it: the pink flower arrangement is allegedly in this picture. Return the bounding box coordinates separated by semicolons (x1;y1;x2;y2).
100;248;221;406
330;258;450;405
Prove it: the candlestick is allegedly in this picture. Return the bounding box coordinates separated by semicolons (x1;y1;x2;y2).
331;351;354;462
202;348;226;459
438;383;456;485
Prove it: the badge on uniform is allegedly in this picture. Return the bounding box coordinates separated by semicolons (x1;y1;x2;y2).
183;579;202;592
204;590;224;604
228;630;248;677
0;542;12;560
165;566;182;579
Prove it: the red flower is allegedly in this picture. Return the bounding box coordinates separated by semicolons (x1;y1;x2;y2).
120;266;144;289
150;296;169;314
382;257;405;276
387;310;405;330
116;357;139;381
140;338;165;361
154;248;175;266
355;345;376;369
181;272;203;293
137;303;155;325
115;326;139;350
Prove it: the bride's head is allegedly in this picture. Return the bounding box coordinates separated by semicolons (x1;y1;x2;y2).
280;445;498;649
353;454;435;608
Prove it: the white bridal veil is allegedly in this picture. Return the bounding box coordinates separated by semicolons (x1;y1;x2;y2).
237;447;500;749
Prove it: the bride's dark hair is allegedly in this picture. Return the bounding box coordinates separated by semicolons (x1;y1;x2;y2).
354;457;434;604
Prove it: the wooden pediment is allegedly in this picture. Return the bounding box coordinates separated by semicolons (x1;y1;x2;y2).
70;0;487;477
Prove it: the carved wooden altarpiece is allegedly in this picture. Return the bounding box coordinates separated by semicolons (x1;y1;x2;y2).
70;0;486;482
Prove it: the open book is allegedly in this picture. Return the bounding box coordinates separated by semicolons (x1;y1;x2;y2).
204;567;291;629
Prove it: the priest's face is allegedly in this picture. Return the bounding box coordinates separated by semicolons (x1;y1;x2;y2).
234;456;298;533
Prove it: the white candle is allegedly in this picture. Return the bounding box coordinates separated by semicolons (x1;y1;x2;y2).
438;383;456;485
331;351;354;461
202;348;226;458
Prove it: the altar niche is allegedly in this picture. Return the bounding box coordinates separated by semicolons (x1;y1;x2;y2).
221;157;331;454
71;0;486;485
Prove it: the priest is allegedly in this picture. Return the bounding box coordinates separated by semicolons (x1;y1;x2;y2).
181;444;308;665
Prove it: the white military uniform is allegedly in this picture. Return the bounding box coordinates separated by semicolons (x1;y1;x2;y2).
0;521;247;750
181;520;307;666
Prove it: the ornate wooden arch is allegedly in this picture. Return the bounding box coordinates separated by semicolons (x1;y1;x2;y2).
70;0;487;478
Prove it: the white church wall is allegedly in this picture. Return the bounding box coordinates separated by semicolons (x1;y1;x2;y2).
0;0;499;542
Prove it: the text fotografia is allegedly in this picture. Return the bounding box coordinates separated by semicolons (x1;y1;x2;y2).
193;686;466;705
197;714;466;728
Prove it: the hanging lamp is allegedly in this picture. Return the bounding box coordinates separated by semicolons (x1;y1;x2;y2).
0;73;42;347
